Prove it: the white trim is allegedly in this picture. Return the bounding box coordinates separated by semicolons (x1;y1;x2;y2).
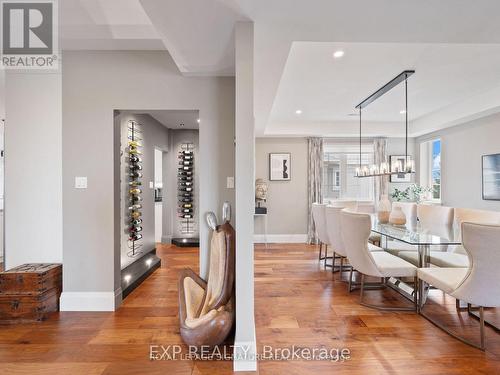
60;289;122;312
253;234;307;243
233;339;257;372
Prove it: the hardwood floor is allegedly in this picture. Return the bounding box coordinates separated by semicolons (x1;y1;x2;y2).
0;243;499;374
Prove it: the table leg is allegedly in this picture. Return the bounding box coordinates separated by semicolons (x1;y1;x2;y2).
418;244;430;306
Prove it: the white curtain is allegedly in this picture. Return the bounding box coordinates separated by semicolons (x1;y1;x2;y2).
307;138;324;244
373;138;389;207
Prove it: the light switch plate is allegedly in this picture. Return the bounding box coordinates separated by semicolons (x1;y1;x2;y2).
75;177;87;189
149;181;154;189
227;176;235;189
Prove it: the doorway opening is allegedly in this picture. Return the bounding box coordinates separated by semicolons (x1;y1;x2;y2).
114;109;200;298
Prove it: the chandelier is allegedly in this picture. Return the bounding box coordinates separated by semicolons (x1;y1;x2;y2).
354;70;416;178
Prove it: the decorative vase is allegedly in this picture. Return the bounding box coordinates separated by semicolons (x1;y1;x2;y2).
389;206;406;226
377;195;391;224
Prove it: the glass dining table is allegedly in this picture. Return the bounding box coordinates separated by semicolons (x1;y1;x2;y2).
371;216;462;268
370;216;500;331
370;216;462;304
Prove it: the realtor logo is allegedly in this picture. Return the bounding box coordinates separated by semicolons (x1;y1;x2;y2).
1;0;58;69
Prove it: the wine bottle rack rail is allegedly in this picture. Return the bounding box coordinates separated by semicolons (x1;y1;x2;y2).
178;143;196;235
127;120;144;257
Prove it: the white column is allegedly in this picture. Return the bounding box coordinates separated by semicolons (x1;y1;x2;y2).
234;22;257;372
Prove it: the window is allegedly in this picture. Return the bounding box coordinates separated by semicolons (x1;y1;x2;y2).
420;139;441;201
323;142;374;201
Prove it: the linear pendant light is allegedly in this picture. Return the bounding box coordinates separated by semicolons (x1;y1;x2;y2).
354;70;416;178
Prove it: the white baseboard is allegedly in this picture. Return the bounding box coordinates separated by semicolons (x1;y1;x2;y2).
60;289;122;312
233;339;257;372
253;234;307;244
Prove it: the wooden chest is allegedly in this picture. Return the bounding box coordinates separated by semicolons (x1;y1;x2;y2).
0;263;62;322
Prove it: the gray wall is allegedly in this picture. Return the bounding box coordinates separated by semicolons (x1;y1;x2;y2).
254;137;415;236
62;51;235;310
416;112;500;211
117;112;169;269
255;138;308;235
5;71;63;269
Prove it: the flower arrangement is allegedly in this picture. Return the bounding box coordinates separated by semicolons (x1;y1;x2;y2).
390;184;433;203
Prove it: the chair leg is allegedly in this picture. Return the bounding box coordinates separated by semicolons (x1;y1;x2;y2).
318;242;323;261
480;306;485;350
324;247;329;269
359;273;417;311
419;283;487;351
348;266;353;292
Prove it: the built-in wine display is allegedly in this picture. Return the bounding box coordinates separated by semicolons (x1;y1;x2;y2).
178;143;196;235
127;120;144;257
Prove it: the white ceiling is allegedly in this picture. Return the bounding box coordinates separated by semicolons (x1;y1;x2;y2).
60;0;500;137
146;110;199;130
268;42;500;137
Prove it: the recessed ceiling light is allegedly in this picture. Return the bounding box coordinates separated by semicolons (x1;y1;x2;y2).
197;118;200;123
295;109;303;115
333;50;345;58
400;110;406;114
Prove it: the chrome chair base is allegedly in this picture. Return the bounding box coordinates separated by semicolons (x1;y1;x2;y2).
359;274;418;312
419;284;486;351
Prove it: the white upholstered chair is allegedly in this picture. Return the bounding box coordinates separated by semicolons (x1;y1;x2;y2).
325;204;381;280
418;222;500;350
340;210;418;310
385;202;418;254
397;205;455;266
402;207;500;269
312;203;330;264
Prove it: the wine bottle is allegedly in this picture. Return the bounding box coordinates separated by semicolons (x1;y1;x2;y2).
128;204;142;210
178;166;191;171
129;233;143;241
129;181;142;186
129;164;142;170
181;150;193;155
180;214;193;219
180;198;192;203
130;188;141;195
128;140;142;148
179;176;193;181
179;209;193;213
181;203;192;209
129;148;142;155
131;211;142;219
131;218;142;225
129;155;142;163
179;187;192;192
179;182;193;186
179;155;193;160
129;226;143;233
179;161;193;166
129;171;142;178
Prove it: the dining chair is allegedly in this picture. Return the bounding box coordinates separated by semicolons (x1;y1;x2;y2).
385;202;418;255
397;205;455;265
341;210;418;310
418;222;500;350
312;203;330;266
402;207;500;269
326;205;382;288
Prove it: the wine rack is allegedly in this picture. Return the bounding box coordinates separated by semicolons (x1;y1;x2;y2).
178;143;196;235
127;120;144;257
